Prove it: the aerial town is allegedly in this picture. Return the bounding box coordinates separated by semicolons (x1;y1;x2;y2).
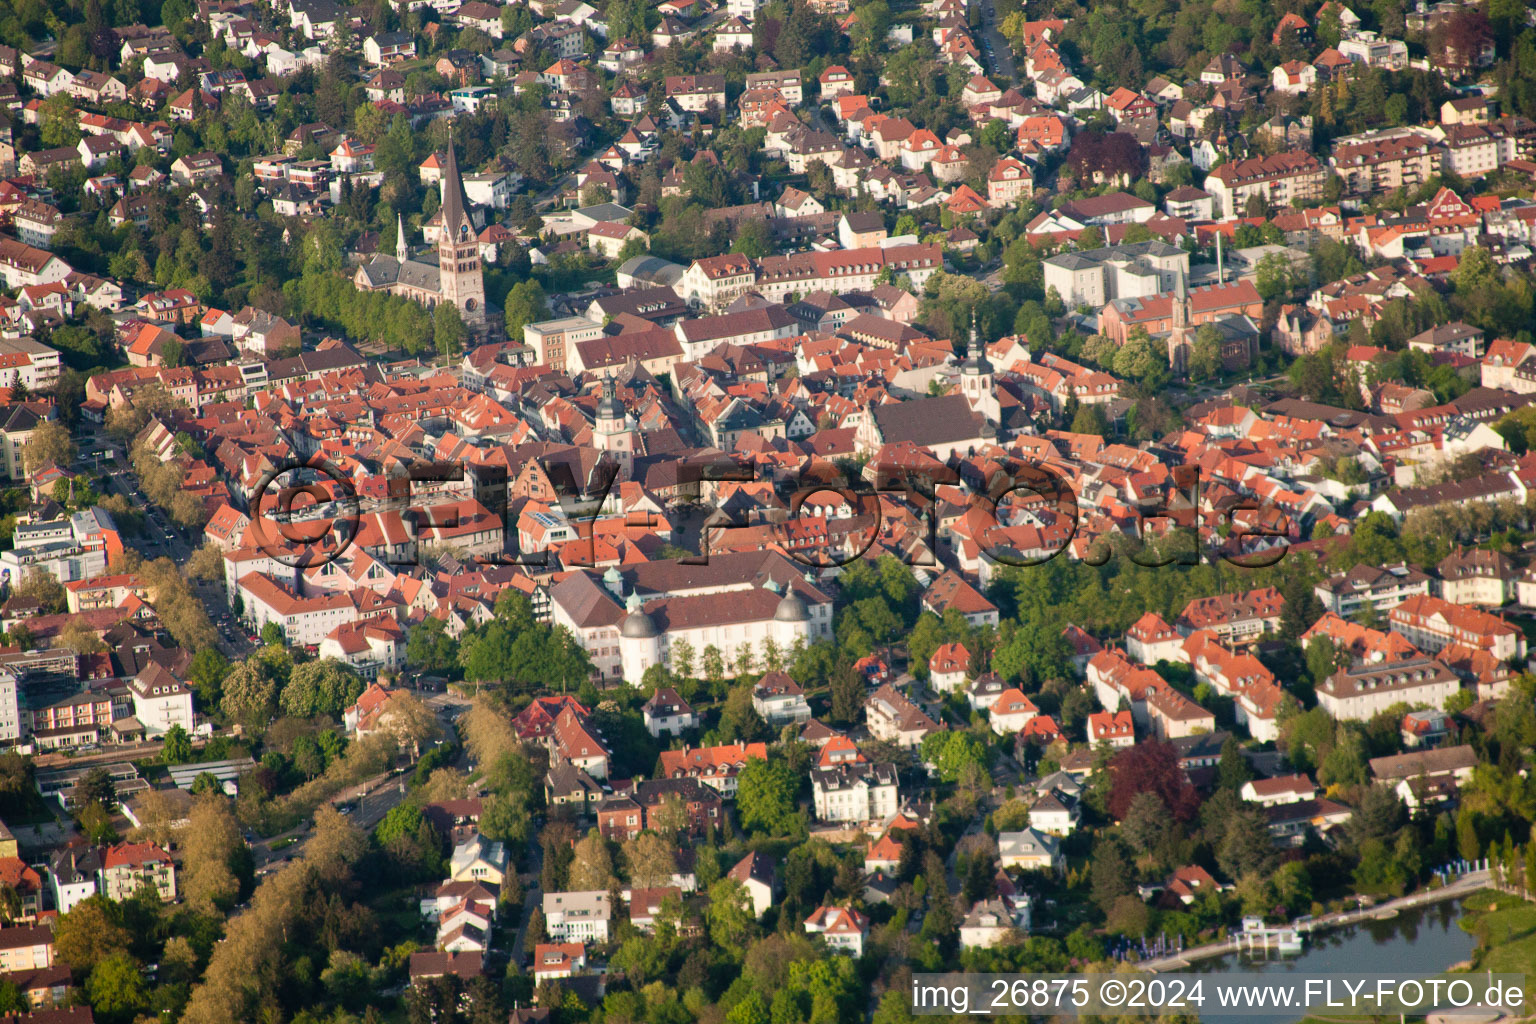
0;0;1527;1019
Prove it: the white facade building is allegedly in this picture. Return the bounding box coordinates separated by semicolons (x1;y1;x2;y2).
810;762;898;823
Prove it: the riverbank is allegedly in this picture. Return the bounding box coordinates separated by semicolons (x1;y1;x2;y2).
1141;870;1492;972
1457;888;1536;975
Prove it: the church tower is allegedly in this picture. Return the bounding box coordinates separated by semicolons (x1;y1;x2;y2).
437;133;486;327
593;373;636;476
395;211;409;262
1166;268;1194;373
960;312;1000;424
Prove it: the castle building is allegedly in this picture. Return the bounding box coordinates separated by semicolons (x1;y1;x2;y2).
354;135;488;330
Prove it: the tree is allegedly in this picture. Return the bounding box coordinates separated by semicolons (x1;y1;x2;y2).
1215;736;1254;792
1121;790;1171;854
186;542;225;582
39;94;82;147
14;569;66;614
503;280;549;338
716;684;765;742
702;645;724;682
1279;574;1325;642
86;951;148;1024
1189;324;1223;383
77;767;117;810
460;698;522;768
828;665;865;725
992;621;1074;685
920;731;989;783
622;832;676;888
406;617;456;674
187;648;230;709
280;658;365;718
706;878;755;957
1456;806;1481;861
649;793;688;841
181;794;244;913
378;691;442;756
1107;740;1200;822
220;651;286;728
376;803;445;879
737;759;799;836
434;302;466;360
21;421;74;476
1217;806;1277;880
58;619;107;655
1113;330;1167;389
161;724;193;765
55;897;132;971
1071;403;1109;435
568;828;615;891
1088;839;1133;913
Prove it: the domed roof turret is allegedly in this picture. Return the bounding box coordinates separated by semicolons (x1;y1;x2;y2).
961;310;993;375
596;374;626;422
620;610;660;638
774;588;811;622
620;591;659;637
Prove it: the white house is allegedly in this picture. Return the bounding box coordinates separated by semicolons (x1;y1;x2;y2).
810;762;898;823
543;890;614;943
726;851;775;918
1027;790;1078;836
641;687;698;738
928;642;971;694
803;905;868;956
449;835;508;885
988;688;1039;736
1315;656;1461;722
960;894;1030;949
997;828;1062;873
1239;774;1317;807
752;671;812;725
128;663;194;737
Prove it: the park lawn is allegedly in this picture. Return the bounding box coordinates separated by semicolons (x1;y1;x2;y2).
1459;890;1536;976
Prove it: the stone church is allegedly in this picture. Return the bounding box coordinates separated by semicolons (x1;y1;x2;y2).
354;135;491;332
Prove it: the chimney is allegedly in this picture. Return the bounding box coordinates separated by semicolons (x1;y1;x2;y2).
1216;230;1224;284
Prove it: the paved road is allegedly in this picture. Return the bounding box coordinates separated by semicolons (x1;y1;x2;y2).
975;0;1016;83
509;838;544;968
250;699;465;871
91;450;252;658
253;770;410;869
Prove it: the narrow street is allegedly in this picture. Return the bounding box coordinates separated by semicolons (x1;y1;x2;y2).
975;0;1016;83
508;839;545;969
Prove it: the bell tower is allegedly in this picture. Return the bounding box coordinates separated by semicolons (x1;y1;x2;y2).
593;373;635;476
960;311;1000;424
1167;268;1194;373
437;132;486;327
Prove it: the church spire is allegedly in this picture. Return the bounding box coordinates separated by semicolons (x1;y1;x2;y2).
962;309;992;375
395;211;408;261
439;129;473;243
